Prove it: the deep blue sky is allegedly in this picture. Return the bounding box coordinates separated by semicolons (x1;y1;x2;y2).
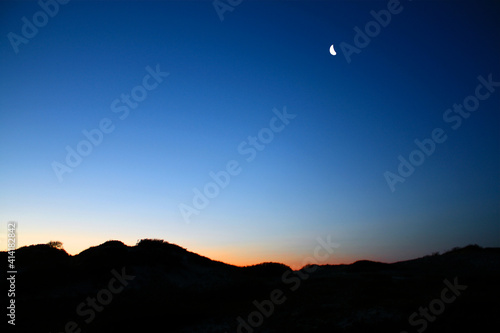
1;0;499;268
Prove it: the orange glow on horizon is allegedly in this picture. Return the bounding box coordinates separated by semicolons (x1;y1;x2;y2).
196;246;361;270
8;237;367;270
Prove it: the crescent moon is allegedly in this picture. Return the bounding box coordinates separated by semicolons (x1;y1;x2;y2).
330;44;336;56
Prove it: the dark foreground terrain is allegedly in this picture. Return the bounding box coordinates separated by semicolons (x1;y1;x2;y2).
3;240;499;333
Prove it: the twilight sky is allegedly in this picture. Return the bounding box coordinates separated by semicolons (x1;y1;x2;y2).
1;0;499;269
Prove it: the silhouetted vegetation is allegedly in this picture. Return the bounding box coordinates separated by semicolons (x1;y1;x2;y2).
136;238;166;246
445;244;483;254
46;240;63;249
2;241;498;333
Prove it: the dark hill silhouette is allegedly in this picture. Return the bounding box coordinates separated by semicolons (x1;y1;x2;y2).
346;260;390;272
2;241;499;333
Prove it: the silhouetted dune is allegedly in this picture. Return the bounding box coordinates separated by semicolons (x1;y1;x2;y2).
3;241;499;332
15;243;69;266
241;262;292;277
346;260;389;272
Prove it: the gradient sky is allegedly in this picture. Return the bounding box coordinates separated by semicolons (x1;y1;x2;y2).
1;0;499;269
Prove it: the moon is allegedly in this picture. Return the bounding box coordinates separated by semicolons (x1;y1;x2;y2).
329;44;336;56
